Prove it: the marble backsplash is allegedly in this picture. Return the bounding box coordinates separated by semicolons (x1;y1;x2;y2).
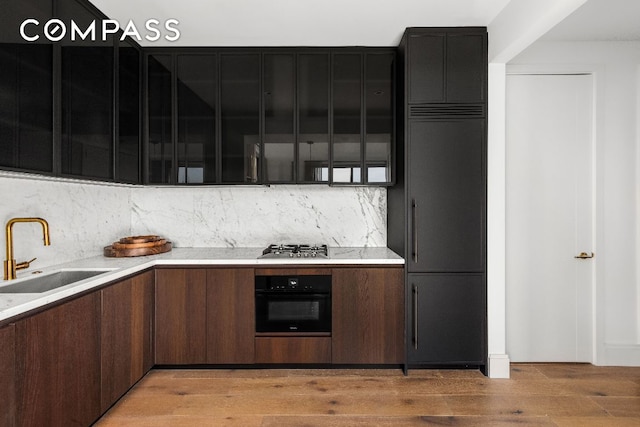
0;173;387;271
131;185;386;248
0;174;132;270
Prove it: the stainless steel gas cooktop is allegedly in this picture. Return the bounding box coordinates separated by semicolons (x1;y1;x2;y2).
259;244;328;259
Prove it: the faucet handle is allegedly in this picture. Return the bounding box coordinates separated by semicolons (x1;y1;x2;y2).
16;258;37;270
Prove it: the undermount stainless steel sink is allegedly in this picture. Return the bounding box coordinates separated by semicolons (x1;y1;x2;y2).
0;269;112;294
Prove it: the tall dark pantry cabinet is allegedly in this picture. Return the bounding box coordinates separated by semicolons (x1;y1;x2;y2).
388;28;488;373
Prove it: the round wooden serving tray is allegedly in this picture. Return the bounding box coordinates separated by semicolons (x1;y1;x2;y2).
104;235;172;257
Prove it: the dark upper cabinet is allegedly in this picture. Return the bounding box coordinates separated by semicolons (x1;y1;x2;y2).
220;53;261;183
0;0;53;173
332;53;363;184
365;53;394;184
406;28;486;104
143;48;392;186
263;53;295;183
331;51;395;185
60;0;114;180
0;0;141;183
147;54;172;184
408;274;486;364
408;119;485;273
298;53;330;183
446;32;486;102
177;54;217;184
117;41;141;183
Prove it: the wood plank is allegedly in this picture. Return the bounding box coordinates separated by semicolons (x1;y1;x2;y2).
590;396;640;417
96;415;263;427
262;415;558;427
168;394;450;416
534;363;640;381
552;417;640;427
443;395;608;417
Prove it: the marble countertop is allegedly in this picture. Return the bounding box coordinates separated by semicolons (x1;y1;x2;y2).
0;247;404;323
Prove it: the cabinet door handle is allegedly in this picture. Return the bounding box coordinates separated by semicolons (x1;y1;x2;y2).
412;199;418;264
412;284;418;350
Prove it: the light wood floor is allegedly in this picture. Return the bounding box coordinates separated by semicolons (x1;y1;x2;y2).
94;364;640;426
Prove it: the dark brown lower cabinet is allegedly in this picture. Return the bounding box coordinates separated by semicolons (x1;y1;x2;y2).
155;268;255;365
0;324;15;427
206;269;255;363
15;292;101;427
101;270;154;411
332;267;405;364
155;268;207;364
255;337;331;364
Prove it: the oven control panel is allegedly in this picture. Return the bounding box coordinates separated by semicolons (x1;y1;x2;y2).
255;275;331;293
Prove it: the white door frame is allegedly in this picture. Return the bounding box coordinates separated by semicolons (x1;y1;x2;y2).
505;63;603;365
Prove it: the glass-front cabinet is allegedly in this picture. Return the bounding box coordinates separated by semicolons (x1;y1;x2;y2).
0;0;53;173
332;53;363;184
177;54;217;184
60;0;114;180
118;41;141;183
147;54;172;184
1;0;141;183
263;53;295;183
220;54;261;183
297;54;330;183
143;47;394;186
365;53;394;184
331;51;394;185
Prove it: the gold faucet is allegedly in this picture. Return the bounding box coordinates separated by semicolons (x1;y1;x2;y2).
3;218;50;281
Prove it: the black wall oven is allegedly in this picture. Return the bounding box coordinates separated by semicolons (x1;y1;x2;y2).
255;274;331;333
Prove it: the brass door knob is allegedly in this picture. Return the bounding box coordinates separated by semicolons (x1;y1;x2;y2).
574;252;595;259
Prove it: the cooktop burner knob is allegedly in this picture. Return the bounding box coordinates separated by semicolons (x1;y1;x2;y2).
312;253;317;257
289;253;294;257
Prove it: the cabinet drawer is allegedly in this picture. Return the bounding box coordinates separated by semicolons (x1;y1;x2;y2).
255;337;331;364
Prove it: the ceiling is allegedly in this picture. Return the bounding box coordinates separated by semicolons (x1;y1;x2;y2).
89;0;511;47
541;0;640;41
89;0;640;48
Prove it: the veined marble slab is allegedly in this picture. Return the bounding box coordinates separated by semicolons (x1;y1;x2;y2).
130;185;386;248
1;173;388;274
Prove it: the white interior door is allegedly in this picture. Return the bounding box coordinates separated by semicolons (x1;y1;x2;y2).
506;73;594;362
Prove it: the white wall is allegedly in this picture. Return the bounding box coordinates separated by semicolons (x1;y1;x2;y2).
0;172;387;273
508;40;640;365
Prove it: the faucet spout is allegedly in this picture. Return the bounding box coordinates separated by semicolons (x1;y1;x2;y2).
3;217;51;281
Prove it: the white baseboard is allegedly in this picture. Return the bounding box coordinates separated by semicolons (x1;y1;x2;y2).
600;344;640;366
488;353;511;378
